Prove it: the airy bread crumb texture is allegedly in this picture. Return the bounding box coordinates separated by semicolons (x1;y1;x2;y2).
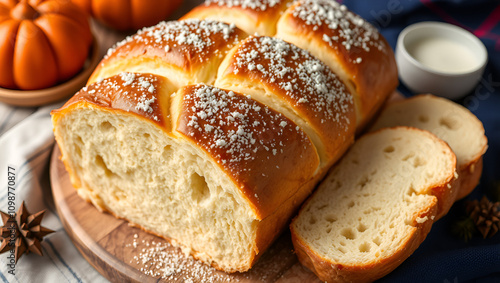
55;108;257;272
291;127;456;282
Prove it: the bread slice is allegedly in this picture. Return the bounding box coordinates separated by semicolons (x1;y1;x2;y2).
370;94;488;200
291;127;457;283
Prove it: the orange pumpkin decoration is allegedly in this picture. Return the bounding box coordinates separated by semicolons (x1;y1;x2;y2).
0;0;92;90
71;0;183;31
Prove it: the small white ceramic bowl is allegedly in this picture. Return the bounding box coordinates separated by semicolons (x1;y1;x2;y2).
396;21;487;100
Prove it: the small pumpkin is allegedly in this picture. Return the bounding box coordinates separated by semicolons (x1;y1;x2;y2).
72;0;183;31
0;0;92;90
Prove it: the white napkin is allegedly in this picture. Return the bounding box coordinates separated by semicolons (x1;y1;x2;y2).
0;103;108;283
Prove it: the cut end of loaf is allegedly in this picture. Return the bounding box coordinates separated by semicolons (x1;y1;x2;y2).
291;127;456;282
53;107;259;272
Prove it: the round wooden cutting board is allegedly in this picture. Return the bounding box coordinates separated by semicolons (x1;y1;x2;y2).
50;145;320;283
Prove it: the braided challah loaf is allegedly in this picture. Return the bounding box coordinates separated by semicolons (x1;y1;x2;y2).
51;0;397;272
183;0;398;129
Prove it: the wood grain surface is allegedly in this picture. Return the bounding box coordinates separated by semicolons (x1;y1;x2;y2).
50;145;321;283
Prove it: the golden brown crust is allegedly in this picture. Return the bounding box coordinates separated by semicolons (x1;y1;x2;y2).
426;177;458;220
52;73;176;130
456;157;483;200
181;0;293;36
174;84;319;219
216;35;355;167
276;0;398;129
454;115;487;199
88;19;247;86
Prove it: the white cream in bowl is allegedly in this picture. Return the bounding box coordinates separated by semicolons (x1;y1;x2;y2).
396;21;487;99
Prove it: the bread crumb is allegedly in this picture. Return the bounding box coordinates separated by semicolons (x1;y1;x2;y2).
416;216;428;224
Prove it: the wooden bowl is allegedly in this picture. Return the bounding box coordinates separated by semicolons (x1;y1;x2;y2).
0;39;100;107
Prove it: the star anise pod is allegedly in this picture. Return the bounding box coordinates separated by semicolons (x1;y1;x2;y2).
466;196;500;239
0;202;54;262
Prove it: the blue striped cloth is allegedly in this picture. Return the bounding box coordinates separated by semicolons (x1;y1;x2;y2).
0;103;107;282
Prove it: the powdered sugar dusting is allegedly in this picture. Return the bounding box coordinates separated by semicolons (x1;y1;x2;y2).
230;36;353;130
81;73;162;122
180;84;309;172
291;0;386;59
126;232;296;282
135;96;156;113
205;0;281;11
104;19;241;63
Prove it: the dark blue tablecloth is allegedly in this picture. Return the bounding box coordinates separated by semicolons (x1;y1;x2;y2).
342;0;500;282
